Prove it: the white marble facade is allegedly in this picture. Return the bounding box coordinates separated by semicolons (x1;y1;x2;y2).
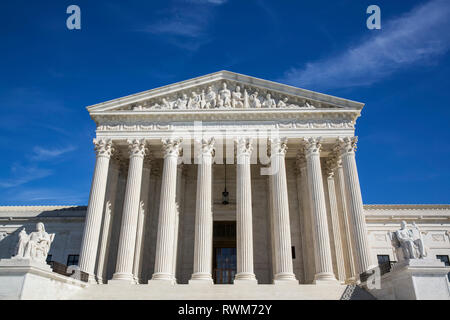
0;71;449;295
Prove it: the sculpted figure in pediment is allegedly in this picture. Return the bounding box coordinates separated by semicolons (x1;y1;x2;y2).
161;98;172;110
262;93;276;108
249;91;261;108
176;94;189;110
304;101;315;109
205;86;217;109
188;91;202;109
200;90;207;109
218;82;231;108
231;86;244;108
243;89;250;108
277;97;288;108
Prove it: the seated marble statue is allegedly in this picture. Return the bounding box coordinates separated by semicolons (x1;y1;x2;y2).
391;221;426;260
13;223;55;263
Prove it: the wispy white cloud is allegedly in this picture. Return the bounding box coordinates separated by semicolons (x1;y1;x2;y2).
30;145;77;161
281;0;450;89
4;187;86;204
0;166;53;188
0;145;75;188
139;0;227;50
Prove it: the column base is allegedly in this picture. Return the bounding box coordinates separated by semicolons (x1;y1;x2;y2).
108;279;136;285
313;272;338;284
273;272;298;284
234;279;258;285
234;272;257;284
188;279;214;285
189;272;214;284
148;279;176;285
150;272;176;283
110;272;135;284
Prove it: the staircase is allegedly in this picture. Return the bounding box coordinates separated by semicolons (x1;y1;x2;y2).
70;283;371;300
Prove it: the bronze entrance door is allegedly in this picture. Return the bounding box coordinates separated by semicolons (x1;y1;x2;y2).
213;221;236;284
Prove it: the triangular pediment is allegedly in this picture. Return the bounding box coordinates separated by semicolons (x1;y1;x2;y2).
87;71;364;114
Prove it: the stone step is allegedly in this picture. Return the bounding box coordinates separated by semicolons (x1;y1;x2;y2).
71;283;350;300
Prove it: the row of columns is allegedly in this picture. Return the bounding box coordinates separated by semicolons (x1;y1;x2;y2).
79;136;374;285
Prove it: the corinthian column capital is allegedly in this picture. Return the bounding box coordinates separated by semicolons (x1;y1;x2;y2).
197;137;215;156
93;138;114;158
338;136;358;155
162;138;183;158
303;137;322;156
236;137;253;157
127;139;147;158
269;137;288;156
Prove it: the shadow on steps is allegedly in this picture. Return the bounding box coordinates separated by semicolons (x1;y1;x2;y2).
340;284;377;300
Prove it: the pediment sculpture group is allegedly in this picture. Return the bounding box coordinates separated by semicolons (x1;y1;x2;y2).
133;82;316;111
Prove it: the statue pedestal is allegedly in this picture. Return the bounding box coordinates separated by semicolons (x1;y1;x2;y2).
0;258;87;299
0;257;53;272
366;259;450;300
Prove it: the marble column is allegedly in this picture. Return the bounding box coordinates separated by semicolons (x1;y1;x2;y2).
79;139;113;282
325;159;346;282
190;138;215;283
295;155;316;284
266;168;276;282
269;138;298;283
234;138;257;283
338;137;375;275
172;165;185;280
303;137;337;283
335;158;357;282
96;156;120;283
132;157;152;283
151;138;182;282
111;139;147;283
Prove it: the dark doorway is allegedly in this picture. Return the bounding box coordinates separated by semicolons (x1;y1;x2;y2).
213;221;236;284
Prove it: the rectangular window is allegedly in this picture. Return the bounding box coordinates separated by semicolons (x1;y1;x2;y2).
436;255;450;281
377;254;390;265
67;254;79;266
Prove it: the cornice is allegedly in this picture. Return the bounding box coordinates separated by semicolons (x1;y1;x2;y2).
90;108;361;127
364;204;450;210
364;204;450;221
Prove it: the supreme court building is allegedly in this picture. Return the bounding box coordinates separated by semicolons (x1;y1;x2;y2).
0;71;449;300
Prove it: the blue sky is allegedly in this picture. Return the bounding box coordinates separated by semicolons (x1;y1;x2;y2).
0;0;449;205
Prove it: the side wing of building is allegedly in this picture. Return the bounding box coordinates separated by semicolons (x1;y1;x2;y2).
1;204;449;272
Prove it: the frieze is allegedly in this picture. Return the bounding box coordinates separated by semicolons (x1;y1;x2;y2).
97;120;354;132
